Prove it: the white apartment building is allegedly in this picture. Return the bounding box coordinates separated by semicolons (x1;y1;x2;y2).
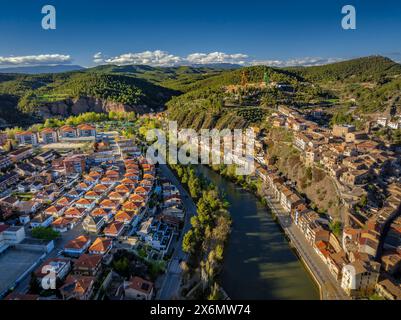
341;259;381;297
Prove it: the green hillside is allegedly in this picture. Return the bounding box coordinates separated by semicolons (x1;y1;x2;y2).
16;72;179;113
0;65;233;125
286;56;401;115
286;56;401;82
89;64;231;91
0;70;180;123
167;56;401;129
167;65;332;129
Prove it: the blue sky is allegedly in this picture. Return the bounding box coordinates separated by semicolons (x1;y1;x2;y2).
0;0;400;67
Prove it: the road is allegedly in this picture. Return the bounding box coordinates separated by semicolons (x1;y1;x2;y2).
156;164;197;300
263;190;349;300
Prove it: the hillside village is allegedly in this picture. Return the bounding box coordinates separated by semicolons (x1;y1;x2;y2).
251;105;401;299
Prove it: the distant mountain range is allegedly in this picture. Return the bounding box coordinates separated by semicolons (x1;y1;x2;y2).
0;65;85;74
191;63;241;69
0;63;240;75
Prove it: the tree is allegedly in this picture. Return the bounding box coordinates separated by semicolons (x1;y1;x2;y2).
208;282;222;300
182;230;196;253
3;140;14;152
149;260;166;279
176;166;183;178
359;194;368;208
31;227;60;241
181;172;189;184
214;245;224;261
329;221;342;238
188;176;201;199
113;257;130;278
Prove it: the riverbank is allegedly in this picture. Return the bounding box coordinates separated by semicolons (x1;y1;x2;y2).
168;164;232;300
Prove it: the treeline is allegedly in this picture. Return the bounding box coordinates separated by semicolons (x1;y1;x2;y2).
169;164;231;299
169;164;204;199
1;111;137;138
43;111;137;128
186;189;231;299
211;164;261;194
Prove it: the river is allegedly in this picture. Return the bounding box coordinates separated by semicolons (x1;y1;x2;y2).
197;165;319;300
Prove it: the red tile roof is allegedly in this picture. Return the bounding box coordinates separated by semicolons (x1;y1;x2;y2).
128;276;153;294
65;235;90;250
74;254;102;270
104;221;124;235
89;237;112;253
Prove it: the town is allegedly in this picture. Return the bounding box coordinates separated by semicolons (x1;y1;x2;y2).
249;105;401;300
0;103;400;300
0;118;187;300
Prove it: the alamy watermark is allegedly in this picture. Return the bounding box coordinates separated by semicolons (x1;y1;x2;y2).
342;5;356;30
41;5;56;30
41;264;57;290
145;121;255;176
41;4;356;31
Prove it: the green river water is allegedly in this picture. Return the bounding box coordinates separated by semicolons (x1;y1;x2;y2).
197;165;319;300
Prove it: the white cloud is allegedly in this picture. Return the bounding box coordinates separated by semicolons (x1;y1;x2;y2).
93;52;104;64
186;52;248;65
93;50;343;68
250;57;344;67
94;50;248;66
102;50;183;66
0;54;72;66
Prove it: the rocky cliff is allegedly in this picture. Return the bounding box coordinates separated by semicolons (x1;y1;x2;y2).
36;96;156;119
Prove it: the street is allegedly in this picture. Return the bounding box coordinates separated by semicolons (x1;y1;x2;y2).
156;164;197;300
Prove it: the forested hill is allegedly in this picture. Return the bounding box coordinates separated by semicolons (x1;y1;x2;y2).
285;56;401;115
0;70;178;125
286;56;401;82
166;65;325;129
0;64;237;125
88;64;234;92
16;72;181;113
167;56;401;129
